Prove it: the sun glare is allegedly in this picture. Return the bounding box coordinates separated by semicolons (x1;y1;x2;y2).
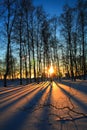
49;66;54;74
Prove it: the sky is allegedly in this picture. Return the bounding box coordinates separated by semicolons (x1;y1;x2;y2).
33;0;77;16
0;0;77;61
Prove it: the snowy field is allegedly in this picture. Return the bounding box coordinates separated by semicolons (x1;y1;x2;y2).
0;80;87;130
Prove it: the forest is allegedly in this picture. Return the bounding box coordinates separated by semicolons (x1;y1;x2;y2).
0;0;87;87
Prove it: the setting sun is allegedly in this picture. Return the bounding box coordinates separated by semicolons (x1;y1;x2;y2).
49;66;54;74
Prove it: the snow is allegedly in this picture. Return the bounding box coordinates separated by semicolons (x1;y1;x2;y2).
0;80;87;130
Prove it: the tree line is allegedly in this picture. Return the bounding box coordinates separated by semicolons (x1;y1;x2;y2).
0;0;87;86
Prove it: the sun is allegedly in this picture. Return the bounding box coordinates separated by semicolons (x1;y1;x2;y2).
49;66;54;74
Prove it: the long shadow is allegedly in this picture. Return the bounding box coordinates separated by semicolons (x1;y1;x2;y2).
0;81;45;98
0;87;22;95
0;82;46;104
0;85;42;112
55;82;87;112
59;80;87;95
0;82;48;111
0;84;36;104
37;82;53;130
37;81;77;130
22;82;50;110
0;82;50;130
55;81;87;130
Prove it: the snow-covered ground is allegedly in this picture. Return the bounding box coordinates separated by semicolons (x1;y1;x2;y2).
0;80;87;130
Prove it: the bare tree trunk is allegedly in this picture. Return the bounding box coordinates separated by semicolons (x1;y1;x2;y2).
31;12;36;81
82;18;85;80
3;0;16;86
26;14;31;82
19;20;22;85
36;24;39;79
4;37;10;87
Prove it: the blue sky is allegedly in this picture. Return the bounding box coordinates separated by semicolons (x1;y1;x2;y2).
0;0;77;61
33;0;77;16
